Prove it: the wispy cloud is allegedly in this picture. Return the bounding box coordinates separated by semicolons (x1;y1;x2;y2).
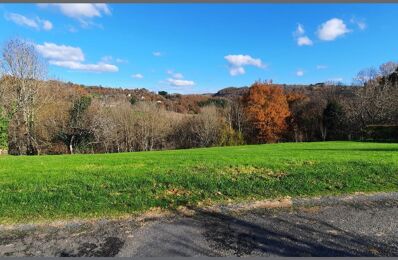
295;23;305;36
132;73;144;79
101;56;128;64
153;51;162;57
167;70;184;79
5;12;53;31
316;64;328;70
294;24;313;46
224;54;266;76
115;58;128;64
350;17;367;31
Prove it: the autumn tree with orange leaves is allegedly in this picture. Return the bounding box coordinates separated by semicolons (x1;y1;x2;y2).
243;82;291;143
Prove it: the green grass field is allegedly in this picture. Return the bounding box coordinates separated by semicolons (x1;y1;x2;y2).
0;141;397;224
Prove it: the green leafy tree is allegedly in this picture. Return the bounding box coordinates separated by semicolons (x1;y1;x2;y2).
158;91;168;97
129;96;138;105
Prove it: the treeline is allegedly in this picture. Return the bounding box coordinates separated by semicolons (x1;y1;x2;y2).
1;38;398;155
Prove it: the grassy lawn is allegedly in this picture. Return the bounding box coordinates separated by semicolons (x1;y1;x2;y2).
0;141;397;224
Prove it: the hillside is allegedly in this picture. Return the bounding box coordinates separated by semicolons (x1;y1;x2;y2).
50;80;358;113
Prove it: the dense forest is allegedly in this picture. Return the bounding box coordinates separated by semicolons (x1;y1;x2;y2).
1;38;398;155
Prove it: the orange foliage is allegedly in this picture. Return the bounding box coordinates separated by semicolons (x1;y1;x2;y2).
286;90;308;104
243;82;291;143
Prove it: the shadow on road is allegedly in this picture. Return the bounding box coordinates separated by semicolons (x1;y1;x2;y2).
1;201;398;257
150;206;398;257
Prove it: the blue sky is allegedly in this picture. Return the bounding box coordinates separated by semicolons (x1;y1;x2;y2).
1;4;398;94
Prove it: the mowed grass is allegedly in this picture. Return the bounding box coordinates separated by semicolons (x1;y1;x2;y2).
0;141;397;224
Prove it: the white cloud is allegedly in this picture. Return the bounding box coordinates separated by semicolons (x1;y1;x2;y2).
224;54;265;76
296;69;305;77
50;60;118;72
316;65;328;70
39;4;110;19
167;78;195;87
317;18;351;41
132;73;144;79
5;13;53;31
224;54;264;68
293;24;313;46
38;4;109;28
164;70;194;86
153;51;162;57
36;42;84;62
297;36;313;46
36;42;118;73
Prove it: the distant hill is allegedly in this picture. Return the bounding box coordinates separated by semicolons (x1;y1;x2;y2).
39;79;360;114
213;86;249;98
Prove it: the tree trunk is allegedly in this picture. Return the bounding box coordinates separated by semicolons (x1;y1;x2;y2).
69;135;75;154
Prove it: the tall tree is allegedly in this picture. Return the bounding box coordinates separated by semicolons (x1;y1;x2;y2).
0;38;46;155
243;82;291;143
322;100;345;141
59;95;93;154
285;90;309;142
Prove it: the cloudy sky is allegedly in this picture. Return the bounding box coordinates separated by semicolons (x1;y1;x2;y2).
1;3;397;93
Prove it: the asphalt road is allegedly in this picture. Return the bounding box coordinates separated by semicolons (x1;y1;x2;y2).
1;192;398;257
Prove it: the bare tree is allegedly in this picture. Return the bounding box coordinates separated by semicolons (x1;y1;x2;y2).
353;67;379;86
132;102;171;151
0;38;46;155
347;65;398;136
379;61;398;77
230;96;245;133
173;106;223;148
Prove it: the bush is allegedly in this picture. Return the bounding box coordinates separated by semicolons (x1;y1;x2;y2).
219;126;245;146
158;91;168;97
364;125;398;142
198;98;228;108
